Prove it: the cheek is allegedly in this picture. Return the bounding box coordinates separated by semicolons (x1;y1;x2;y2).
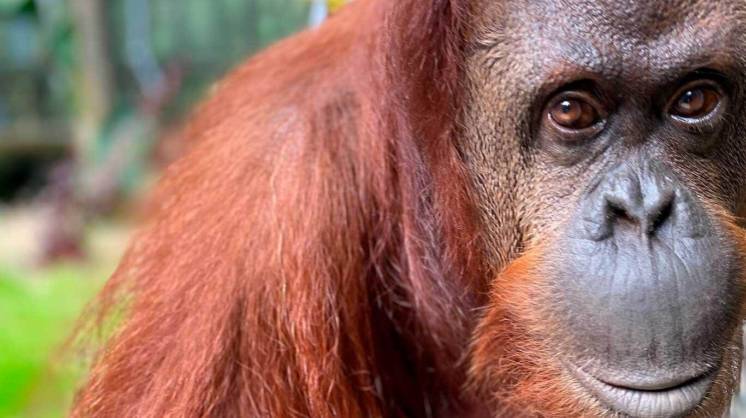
516;166;588;245
458;110;529;267
660;123;746;214
469;247;598;416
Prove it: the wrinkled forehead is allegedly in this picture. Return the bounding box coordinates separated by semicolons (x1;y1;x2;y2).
474;0;746;82
512;0;736;39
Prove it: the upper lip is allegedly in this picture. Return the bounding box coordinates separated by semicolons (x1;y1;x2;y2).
567;363;717;418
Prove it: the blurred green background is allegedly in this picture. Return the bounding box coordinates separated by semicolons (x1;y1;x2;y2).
0;1;340;416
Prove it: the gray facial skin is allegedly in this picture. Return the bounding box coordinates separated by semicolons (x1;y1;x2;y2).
460;1;746;416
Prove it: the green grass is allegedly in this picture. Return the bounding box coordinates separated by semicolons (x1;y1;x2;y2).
0;263;108;418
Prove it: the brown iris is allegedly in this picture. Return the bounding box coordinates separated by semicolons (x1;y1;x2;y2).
670;86;720;119
549;97;599;130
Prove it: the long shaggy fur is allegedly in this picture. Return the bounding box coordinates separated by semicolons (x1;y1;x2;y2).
70;1;487;417
70;1;746;417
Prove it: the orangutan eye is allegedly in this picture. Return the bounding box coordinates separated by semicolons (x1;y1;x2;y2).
543;89;608;143
549;97;600;130
669;83;722;120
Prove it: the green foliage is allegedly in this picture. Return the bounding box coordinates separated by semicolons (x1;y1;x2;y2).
0;264;107;418
0;0;31;17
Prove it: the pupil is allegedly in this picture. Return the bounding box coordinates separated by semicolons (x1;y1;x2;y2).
560;100;573;113
682;90;695;104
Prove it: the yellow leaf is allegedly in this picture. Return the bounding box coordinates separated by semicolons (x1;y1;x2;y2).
328;0;346;12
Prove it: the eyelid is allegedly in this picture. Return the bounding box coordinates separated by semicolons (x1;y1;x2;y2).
689;68;731;83
661;68;729;105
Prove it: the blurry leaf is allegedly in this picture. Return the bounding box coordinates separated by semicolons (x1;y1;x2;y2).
0;0;35;17
328;0;345;11
18;0;35;14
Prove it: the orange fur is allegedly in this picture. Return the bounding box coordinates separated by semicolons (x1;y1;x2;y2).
71;1;486;417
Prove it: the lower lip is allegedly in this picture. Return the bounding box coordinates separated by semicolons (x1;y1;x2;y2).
568;364;716;418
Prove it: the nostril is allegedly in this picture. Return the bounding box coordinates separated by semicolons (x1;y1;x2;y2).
602;188;676;237
647;193;675;235
608;202;636;226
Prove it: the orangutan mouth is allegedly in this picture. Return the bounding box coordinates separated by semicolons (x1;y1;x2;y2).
568;363;717;418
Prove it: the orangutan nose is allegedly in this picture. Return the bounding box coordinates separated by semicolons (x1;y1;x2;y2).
555;158;739;378
581;161;695;242
600;171;675;237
